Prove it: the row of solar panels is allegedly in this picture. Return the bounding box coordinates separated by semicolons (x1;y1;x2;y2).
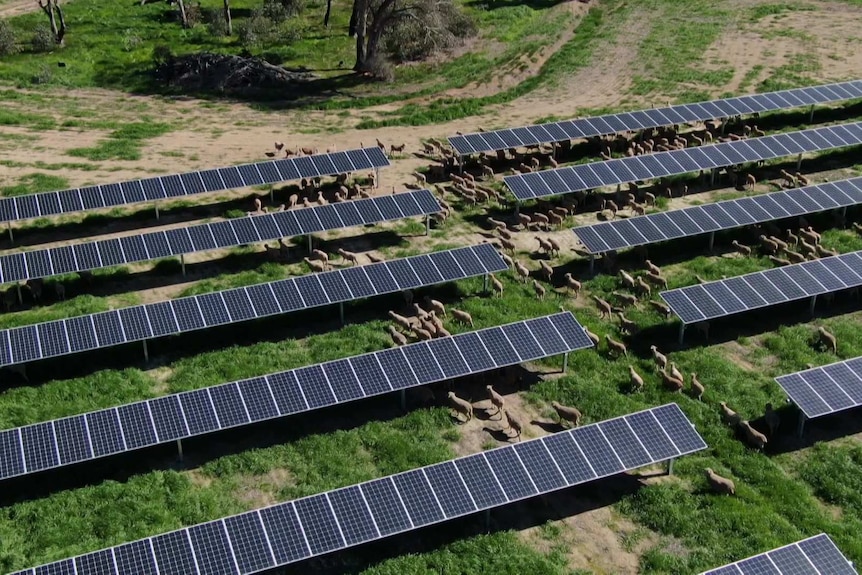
701;534;857;575
573;176;862;254
660;250;862;325
11;403;707;575
776;356;862;421
0;312;593;482
504;121;862;200
0;189;441;285
0;147;390;224
0;244;507;368
448;79;862;155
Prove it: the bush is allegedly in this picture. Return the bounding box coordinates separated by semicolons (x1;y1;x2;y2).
237;10;303;50
122;29;143;52
0;20;18;56
263;0;304;22
152;44;175;68
30;24;55;53
203;7;228;37
184;2;203;27
382;0;476;62
365;52;394;82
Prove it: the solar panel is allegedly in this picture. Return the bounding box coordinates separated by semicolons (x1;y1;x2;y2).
504;121;862;200
13;403;705;575
573;176;862;253
0;244;506;368
0;311;593;482
0;147;390;224
700;533;857;575
775;357;862;420
448;79;862;155
661;250;862;325
0;190;440;285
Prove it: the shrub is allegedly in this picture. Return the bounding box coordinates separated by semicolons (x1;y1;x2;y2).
365;52;394;83
203;7;228;37
382;0;476;62
152;44;175;68
0;20;18;56
183;2;203;27
263;0;304;22
237;14;272;50
30;24;55;53
122;29;143;52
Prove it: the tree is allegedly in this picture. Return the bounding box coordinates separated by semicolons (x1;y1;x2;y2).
323;0;332;29
176;0;189;28
35;0;66;46
223;0;232;35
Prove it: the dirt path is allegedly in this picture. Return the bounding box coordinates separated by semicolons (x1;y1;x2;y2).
0;0;38;18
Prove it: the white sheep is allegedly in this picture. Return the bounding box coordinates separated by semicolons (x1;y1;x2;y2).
538;260;553;283
303;257;326;273
719;401;741;426
504;409;522;440
660;369;684;392
551;401;581;427
447;392;473;422
669;362;684;384
486;385;504;419
424;297;446;317
563;273;581;297
817;326;837;353
337;248;360;266
629;366;644;392
490;274;504;297
533;280;547;300
690;372;704;401
451;308;474;327
514;261;530;283
605;334;627;357
650;345;667;370
388;325;408;346
413;303;431;321
388;310;413;331
739;420;768;450
593;295;612;319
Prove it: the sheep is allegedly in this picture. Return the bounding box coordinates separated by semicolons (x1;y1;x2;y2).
745;173;756;190
481;165;495;179
768;255;791;266
758;235;780;254
486;385;505;418
304;257;327;273
619;269;636;289
795;172;810;186
739;420;768;450
563;273;582;297
413;303;431;321
538;260;553;283
784;249;806;264
411;171;427;185
499;237;516;254
650;345;668;369
490;274;504;297
816;244;838;258
504;409;522;440
424;297;445;317
593;295;613;319
551;401;582;428
768;235;788;252
390;143;406;154
669;361;684;384
690;372;704;400
649;300;672;318
584;327;600;347
629;366;644;392
447;391;473;422
420;317;438;336
310;249;330;268
337;248;360;266
731;240;752;257
705;468;736;496
799;239;817;257
515;261;531;283
451;308;474;327
535;236;553;254
617;312;638;335
817;326;837;353
388;310;414;331
719;401;741;426
388;325;408;346
546;237;562;256
500;252;515;271
612;290;638;307
644;191;656;206
533;280;547;300
644;260;661;276
635;276;652;298
604;334;628;357
413;326;433;341
801;226;821;244
644;271;668;289
517;213;532;230
26;278;42;303
496;228;513;242
660;369;684;392
487;216;507;231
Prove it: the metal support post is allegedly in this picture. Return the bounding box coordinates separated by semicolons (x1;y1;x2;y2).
16;283;22;304
720;121;727;136
400;389;406;411
339;302;345;325
616;184;621;195
270;185;274;203
307;235;313;254
142;340;149;362
425;214;430;236
678;323;686;345
707;232;715;252
483;274;489;295
513;201;521;218
154;202;160;220
459;156;464;175
809;294;817;315
375;167;381;188
6;221;13;243
177;439;184;461
588;254;595;274
667;458;675;476
796;153;803;171
180;253;186;276
797;411;806;437
808;105;814;123
710;168;716;186
562;352;569;374
484;509;491;532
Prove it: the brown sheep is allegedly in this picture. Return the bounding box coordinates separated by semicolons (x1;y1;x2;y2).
649;300;672;318
650;345;668;369
486;385;504;419
644;260;661;276
533;280;547;300
451;308;474;327
739;420;768;450
592;295;612;319
563;273;582;297
388;310;414;331
719;401;741;426
550;401;582;428
604;334;628;357
584;327;600;347
448;392;473;422
731;240;752;257
690;372;705;401
489;274;504;298
817;326;837;353
660;369;684;392
705;468;735;495
635;276;652;298
425;297;446;317
504;410;523;440
617;312;638;335
619;270;636;289
629;366;644;392
303;257;327;273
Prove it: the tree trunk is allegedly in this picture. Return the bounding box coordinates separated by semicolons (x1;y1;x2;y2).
223;0;232;35
176;0;189;27
35;0;65;45
53;0;66;45
323;0;332;29
348;0;359;37
352;0;368;70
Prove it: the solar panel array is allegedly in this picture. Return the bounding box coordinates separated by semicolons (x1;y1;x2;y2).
661;250;862;325
504;121;862;201
573;176;862;254
12;403;707;575
0;243;507;368
775;357;862;420
449;79;862;155
0;147;390;224
0;312;594;482
0;189;441;284
701;533;858;575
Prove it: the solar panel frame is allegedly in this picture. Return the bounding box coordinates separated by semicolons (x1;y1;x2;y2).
16;403;705;575
776;355;862;420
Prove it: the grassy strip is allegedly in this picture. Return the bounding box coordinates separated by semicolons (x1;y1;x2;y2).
67;121;174;161
0;173;69;197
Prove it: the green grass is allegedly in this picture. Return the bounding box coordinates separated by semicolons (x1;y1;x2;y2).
0;173;69;197
67;121;175;161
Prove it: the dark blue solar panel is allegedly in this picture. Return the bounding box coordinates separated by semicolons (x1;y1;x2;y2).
117;402;158;449
21;422;58;472
188;521;236;575
294;494;345;554
423;461;476;518
179;390;220;435
328;486;379;545
238;377;279;422
361;478;412;536
266;371;307;415
392;469;444;526
152;530;197;575
224;512;275;575
259;503;311;564
85;409;125;457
